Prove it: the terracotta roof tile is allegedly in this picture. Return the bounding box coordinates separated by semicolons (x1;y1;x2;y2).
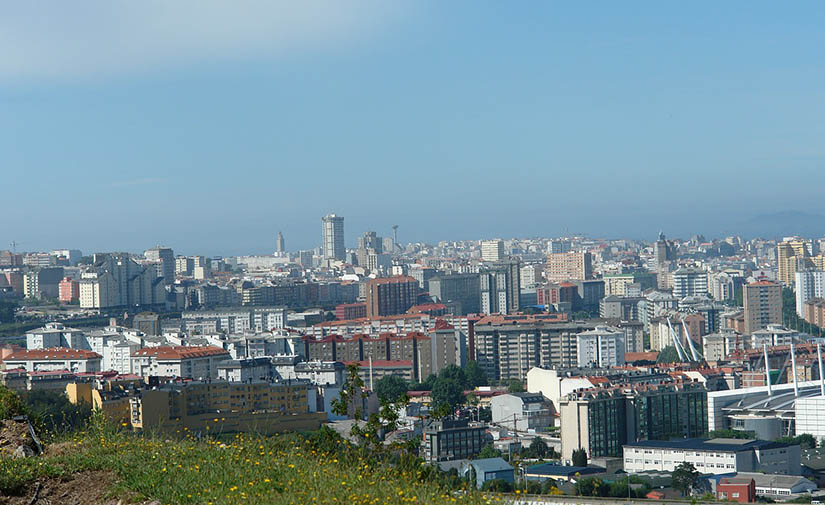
131;346;230;360
5;348;101;360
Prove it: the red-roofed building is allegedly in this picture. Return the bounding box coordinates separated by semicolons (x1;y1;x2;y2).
407;303;448;317
717;477;756;503
130;346;231;380
2;348;102;373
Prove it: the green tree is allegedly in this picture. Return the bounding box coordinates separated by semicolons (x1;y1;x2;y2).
431;401;452;419
656;345;682;364
24;389;92;434
528;438;549;459
707;429;756;439
672;462;699;496
481;478;512;492
331;363;366;421
507;379;524;393
776;433;816;449
575;477;609;497
0;385;26;420
0;300;16;324
571;448;588;467
331;363;409;448
374;375;408;402
465;360;488;388
438;364;468;389
431;378;465;411
479;443;501;459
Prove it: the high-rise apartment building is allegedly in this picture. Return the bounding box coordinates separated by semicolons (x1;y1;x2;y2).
365;275;418;317
428;273;481;315
654;232;675;289
653;232;673;268
480;240;504;262
559;382;707;460
356;231;384;269
576;326;626;368
144;246;175;285
79;254;165;310
321;214;345;261
795;270;825;318
58;277;79;303
519;264;544;290
548;239;571;254
671;267;708;298
545;252;592;283
23;267;64;299
777;238;810;287
358;231;383;253
474;317;596;380
709;271;744;301
743;280;782;335
479;260;520;315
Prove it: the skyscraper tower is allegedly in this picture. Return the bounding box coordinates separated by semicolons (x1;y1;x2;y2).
322;214;345;261
276;231;285;253
144;246;175;285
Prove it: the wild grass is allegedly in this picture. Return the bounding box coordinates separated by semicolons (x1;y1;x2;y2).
0;422;501;505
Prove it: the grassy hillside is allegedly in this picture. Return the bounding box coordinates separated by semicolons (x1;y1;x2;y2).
0;421;494;505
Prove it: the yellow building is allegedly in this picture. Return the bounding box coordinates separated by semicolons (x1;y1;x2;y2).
129;381;325;435
777;238;810;287
66;382;132;425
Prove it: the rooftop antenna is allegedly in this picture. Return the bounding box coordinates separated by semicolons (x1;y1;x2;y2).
763;343;772;397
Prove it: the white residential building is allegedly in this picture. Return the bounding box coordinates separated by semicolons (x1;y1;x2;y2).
79;254;165;309
671;267;708;299
795;270;825;318
749;324;798;349
2;348;102;373
26;323;88;350
130;346;231;379
576;326;626;368
481;240;505;262
623;438;800;476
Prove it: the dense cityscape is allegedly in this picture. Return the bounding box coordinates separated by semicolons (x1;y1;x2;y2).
2;2;823;504
3;221;825;501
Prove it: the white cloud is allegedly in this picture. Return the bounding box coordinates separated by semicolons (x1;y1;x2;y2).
0;1;408;82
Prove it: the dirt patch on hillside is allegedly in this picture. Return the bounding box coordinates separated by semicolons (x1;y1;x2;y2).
0;471;151;505
0;418;38;458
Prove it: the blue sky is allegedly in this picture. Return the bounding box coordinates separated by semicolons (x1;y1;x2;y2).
1;1;824;256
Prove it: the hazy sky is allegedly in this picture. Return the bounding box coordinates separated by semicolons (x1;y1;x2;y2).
2;1;824;256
